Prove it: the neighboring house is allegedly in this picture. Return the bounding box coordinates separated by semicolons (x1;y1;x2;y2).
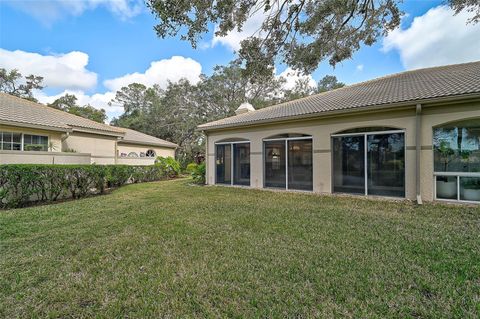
198;62;480;204
0;93;177;165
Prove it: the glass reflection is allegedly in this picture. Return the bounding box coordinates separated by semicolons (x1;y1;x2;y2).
332;136;365;194
288;140;313;190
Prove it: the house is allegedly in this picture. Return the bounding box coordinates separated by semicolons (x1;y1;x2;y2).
0;93;177;165
198;62;480;204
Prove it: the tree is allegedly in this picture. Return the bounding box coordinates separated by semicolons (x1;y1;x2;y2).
68;104;107;123
0;68;43;101
198;60;285;119
47;93;77;110
109;83;162;131
47;93;107;123
283;78;316;101
316;75;345;93
147;0;479;78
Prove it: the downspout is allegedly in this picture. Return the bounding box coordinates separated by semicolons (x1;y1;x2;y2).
416;104;423;205
58;132;71;165
204;131;208;185
114;137;121;165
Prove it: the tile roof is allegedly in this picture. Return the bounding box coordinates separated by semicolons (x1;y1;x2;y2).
119;128;178;148
198;61;480;130
0;93;177;148
0;92;123;134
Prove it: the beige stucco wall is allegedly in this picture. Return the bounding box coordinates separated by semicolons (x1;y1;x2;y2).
63;131;117;158
117;143;175;159
205;101;480;202
0;150;91;164
0;124;63;151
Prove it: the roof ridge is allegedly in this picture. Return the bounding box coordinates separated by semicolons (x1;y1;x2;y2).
0;92;123;133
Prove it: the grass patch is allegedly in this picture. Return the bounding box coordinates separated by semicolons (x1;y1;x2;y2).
1;180;479;317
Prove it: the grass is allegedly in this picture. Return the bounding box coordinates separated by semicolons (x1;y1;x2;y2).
1;179;479;318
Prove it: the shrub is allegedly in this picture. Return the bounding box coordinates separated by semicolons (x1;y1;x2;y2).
0;164;169;209
105;165;132;188
155;156;180;178
187;162;206;185
186;163;197;173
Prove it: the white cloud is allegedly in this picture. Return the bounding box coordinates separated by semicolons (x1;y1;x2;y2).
383;6;480;69
0;49;98;90
35;89;123;120
30;52;202;120
212;8;267;51
277;67;317;90
103;56;202;92
356;64;364;72
5;0;143;25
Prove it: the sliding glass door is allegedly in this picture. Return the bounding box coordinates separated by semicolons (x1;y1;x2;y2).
367;133;405;197
215;142;250;186
288;140;313;190
264;135;313;191
332;136;365;194
332;129;405;198
264;141;287;188
215;144;231;184
233;143;250;186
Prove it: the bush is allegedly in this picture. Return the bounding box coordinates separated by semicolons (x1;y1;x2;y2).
187;162;206;185
0;164;169;209
186;163;197;173
155;156;180;178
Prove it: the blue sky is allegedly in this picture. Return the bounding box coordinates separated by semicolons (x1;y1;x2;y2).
1;0;479;119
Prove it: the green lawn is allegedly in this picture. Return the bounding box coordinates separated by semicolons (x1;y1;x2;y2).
1;180;479;318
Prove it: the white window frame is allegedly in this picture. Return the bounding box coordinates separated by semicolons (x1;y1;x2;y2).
432;123;480;204
146;149;156;158
23;133;49;152
214;141;251;186
331;129;407;198
263;136;313;191
434;172;480;204
0;131;48;152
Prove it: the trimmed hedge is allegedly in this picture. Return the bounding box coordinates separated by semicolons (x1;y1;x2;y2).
0;164;169;209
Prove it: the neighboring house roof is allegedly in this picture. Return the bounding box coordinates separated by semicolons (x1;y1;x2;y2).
119;128;178;148
0;93;178;148
0;92;124;135
198;61;480;130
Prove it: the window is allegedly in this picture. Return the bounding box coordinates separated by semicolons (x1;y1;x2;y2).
0;132;50;152
233;143;250;186
23;134;48;151
332;129;405;198
332;136;365;194
215;141;250;186
264;135;313;191
146;149;156;158
433;119;480;202
0;132;22;150
128;152;139;157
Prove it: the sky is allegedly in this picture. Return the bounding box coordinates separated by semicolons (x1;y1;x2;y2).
0;0;479;121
